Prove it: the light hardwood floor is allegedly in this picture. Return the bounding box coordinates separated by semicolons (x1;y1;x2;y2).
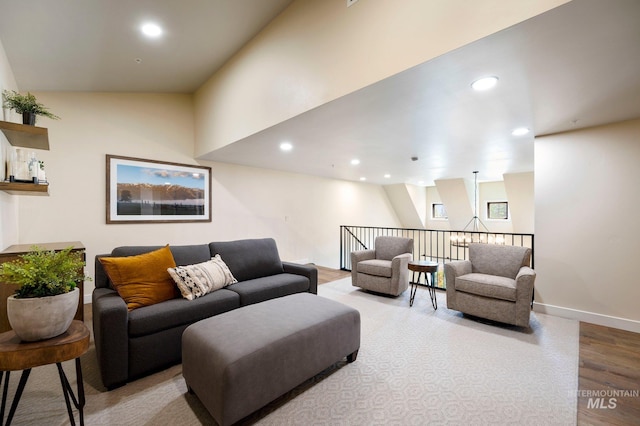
315;266;640;425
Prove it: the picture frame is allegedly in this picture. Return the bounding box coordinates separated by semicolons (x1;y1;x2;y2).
106;155;211;224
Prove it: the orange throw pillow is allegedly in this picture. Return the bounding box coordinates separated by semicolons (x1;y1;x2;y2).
100;245;178;311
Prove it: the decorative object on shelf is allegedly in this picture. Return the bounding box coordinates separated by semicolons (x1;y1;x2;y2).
450;171;504;247
37;160;47;183
106;154;212;224
6;148;39;183
1;90;60;125
0;246;90;341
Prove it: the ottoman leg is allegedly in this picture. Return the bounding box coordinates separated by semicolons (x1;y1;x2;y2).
347;350;359;363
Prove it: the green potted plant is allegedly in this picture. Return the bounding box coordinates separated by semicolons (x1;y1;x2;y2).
0;246;89;341
1;90;60;125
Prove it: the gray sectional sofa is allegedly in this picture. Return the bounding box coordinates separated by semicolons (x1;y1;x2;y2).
92;238;317;389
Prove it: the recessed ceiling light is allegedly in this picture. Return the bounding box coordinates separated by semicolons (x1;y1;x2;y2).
141;22;163;38
471;76;499;91
384;174;391;178
350;159;360;165
512;127;530;136
280;142;293;151
359;177;366;181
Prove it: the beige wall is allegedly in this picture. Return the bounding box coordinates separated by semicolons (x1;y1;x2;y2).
504;172;534;234
194;0;569;157
14;92;400;300
383;184;425;228
0;38;19;250
535;118;640;331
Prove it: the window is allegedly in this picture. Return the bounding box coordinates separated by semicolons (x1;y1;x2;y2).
432;203;448;219
487;201;509;220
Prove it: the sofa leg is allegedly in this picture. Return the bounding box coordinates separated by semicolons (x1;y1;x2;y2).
347;350;359;363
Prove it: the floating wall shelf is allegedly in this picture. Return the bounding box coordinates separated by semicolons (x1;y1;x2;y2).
0;182;49;196
0;120;50;150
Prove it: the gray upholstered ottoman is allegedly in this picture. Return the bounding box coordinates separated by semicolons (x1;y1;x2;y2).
182;293;361;426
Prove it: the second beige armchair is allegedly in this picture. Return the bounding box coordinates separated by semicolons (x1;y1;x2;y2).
444;243;535;327
351;236;413;296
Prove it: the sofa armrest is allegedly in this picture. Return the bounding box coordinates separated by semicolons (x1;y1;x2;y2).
350;249;375;284
92;287;129;389
515;266;536;301
391;252;412;270
390;253;412;294
282;262;318;295
94;254;111;289
351;249;375;264
444;260;471;309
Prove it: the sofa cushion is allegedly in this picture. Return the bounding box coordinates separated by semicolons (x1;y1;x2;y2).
209;238;284;282
226;273;309;306
168;255;238;300
112;244;212;267
100;245;179;310
128;288;240;337
469;243;531;279
356;259;392;278
455;273;517;302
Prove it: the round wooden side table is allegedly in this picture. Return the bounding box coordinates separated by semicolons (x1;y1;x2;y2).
0;320;89;426
408;260;438;309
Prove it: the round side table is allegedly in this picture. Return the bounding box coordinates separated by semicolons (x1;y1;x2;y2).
0;320;89;426
408;260;438;309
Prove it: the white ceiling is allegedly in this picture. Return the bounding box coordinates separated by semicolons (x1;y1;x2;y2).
0;0;293;92
1;0;640;186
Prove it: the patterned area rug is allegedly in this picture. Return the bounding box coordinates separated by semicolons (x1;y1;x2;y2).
7;278;578;425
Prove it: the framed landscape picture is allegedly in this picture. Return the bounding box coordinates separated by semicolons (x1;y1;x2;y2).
106;155;211;224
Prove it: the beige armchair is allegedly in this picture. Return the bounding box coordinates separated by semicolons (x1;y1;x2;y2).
444;243;535;327
350;236;413;296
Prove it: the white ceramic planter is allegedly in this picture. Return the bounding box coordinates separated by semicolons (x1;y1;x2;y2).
7;287;79;342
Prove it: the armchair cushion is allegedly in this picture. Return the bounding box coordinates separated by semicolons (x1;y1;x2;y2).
456;273;516;302
356;259;392;278
375;236;413;261
469;243;531;279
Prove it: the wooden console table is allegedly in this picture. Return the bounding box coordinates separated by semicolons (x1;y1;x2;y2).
0;320;89;425
0;242;85;333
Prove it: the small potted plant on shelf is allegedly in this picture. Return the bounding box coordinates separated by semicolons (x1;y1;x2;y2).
1;90;60;125
0;246;89;341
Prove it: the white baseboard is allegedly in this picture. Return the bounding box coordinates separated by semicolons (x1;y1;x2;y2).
533;302;640;333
